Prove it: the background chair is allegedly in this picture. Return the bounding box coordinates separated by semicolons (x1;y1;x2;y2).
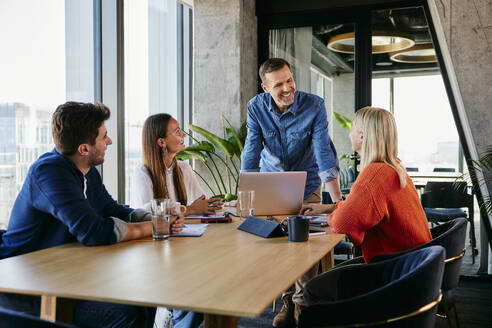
433;167;456;172
298;246;445;328
421;181;477;262
0;307;74;327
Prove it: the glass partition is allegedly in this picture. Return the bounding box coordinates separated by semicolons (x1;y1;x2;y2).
370;6;462;174
268;24;355;170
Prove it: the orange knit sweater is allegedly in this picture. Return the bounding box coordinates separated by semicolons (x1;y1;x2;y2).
328;162;431;263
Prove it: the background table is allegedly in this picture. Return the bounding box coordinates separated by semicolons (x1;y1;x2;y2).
0;218;344;327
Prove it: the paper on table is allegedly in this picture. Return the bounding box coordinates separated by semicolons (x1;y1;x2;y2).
171;224;208;237
185;214;226;219
308;216;329;223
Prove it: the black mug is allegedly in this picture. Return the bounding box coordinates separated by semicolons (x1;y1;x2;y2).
281;216;310;242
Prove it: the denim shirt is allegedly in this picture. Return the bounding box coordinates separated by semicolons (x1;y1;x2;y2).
241;91;339;198
0;149;133;259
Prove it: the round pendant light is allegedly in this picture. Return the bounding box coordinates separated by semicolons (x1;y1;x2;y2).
327;30;415;54
390;43;437;63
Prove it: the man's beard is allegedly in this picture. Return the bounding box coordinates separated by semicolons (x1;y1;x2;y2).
88;150;104;167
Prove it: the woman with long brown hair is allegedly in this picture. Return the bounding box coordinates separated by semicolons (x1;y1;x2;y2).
131;113;221;215
132;113;220;328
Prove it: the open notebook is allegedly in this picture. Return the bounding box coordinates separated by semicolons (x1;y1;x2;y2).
171;224;208;237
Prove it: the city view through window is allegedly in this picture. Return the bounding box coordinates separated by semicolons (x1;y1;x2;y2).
372;74;462;173
0;0;94;227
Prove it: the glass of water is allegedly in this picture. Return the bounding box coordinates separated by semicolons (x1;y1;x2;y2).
150;198;174;240
237;190;255;220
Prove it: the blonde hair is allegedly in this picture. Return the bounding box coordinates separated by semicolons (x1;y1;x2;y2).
353;107;406;188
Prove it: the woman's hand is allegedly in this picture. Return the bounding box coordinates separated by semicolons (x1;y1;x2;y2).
171;216;185;233
300;203;335;216
186;195;223;215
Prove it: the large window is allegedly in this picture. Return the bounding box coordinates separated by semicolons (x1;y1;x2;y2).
124;0;193;204
0;0;94;227
0;0;191;226
372;75;460;172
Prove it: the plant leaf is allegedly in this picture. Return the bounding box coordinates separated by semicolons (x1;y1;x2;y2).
176;150;206;162
333;112;352;130
188;124;235;158
238;121;247;146
226;127;242;156
185;141;214;153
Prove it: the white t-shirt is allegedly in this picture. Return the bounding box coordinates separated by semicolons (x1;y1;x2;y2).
131;161;205;210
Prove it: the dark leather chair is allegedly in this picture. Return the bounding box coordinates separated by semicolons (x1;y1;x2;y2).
298;246;445;328
0;306;74;328
335;218;467;328
421;181;477;262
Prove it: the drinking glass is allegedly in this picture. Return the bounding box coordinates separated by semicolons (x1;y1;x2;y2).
237;190;255;220
150;198;174;240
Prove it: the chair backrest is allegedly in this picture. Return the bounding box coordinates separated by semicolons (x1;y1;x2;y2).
298;246;445;328
339;168;347;188
0;307;74;328
421;181;473;211
370;218;467;293
433;167;455;172
345;167;355;183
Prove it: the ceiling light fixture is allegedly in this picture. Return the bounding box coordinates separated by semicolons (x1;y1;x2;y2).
389;44;437;63
327;30;415;54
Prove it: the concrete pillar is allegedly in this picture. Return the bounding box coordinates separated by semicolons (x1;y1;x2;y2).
193;0;257;130
430;0;492;273
192;0;257;196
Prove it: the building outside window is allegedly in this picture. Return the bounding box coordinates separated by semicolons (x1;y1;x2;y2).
0;0;94;227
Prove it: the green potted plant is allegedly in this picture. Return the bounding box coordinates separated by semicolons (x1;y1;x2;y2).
176;116;247;201
455;146;492;217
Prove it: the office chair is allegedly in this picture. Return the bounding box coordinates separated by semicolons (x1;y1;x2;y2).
298;246;445;328
345;167;355;184
334;218;467;328
421;181;477;262
0;307;75;328
433;167;456;172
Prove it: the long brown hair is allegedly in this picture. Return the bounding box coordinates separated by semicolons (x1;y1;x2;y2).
142;114;188;204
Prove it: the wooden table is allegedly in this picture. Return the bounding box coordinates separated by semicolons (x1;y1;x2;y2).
0;218;344;327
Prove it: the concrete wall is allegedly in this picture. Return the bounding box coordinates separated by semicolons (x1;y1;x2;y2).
433;0;492;180
430;0;492;272
193;0;257;196
194;0;256;130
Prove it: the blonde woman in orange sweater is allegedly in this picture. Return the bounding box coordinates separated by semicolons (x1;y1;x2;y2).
301;106;431;263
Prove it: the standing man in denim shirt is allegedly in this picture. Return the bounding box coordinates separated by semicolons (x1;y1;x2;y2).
0;102;183;327
241;58;342;327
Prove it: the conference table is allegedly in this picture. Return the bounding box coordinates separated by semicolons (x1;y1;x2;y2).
0;217;344;327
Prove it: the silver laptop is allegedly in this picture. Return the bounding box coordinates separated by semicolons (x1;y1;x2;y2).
238;171;307;215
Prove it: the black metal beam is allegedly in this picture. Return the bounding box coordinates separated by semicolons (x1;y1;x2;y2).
355;15;372;111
